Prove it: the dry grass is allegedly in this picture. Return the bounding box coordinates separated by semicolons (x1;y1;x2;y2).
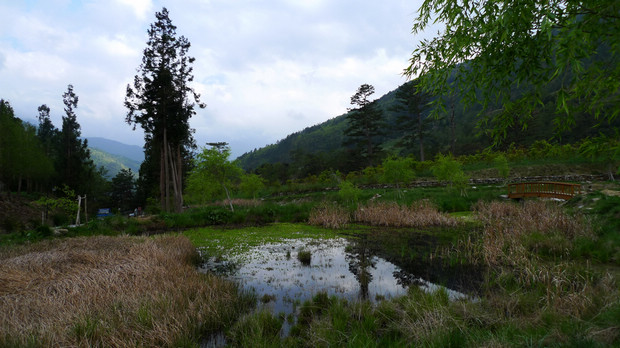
308;203;351;229
0;235;248;347
474;200;594;267
354;200;458;228
473;200;616;319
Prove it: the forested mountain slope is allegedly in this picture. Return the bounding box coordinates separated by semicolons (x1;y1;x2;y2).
237;80;614;174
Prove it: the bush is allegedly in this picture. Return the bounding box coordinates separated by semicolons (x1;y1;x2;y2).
338;181;362;205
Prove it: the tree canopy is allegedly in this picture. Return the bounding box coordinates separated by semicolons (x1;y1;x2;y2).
185;145;242;210
404;0;620;143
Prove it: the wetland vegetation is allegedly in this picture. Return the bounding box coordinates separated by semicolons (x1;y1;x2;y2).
2;179;620;346
1;1;619;345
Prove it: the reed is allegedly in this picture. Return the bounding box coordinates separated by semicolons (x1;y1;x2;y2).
354;200;458;227
0;235;251;347
474;200;594;267
308;203;351;229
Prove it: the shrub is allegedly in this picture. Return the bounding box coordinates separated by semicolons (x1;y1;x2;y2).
338;181;362;205
431;154;469;196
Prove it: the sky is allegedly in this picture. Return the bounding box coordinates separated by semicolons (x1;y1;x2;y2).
0;0;438;159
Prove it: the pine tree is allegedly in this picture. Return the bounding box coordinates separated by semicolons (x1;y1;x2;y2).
343;84;385;167
125;7;205;213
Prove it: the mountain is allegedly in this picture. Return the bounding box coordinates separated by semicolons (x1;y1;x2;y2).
85;137;143;178
89;148;141;178
86;137;144;162
236;79;616;174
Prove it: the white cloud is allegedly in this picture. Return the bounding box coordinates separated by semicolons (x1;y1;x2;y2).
115;0;153;20
0;0;434;157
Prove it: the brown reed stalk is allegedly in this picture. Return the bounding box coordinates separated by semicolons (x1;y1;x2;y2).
308;203;351;229
354;200;457;228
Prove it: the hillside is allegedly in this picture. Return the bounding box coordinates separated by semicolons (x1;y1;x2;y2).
89;148;141;178
86;137;143;162
237;80;617;174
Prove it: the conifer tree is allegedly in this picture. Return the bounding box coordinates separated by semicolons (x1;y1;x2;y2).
343;84;385;167
125;7;205;213
57;84;93;192
392;81;431;161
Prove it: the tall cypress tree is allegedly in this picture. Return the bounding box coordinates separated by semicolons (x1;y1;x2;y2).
125;7;205;213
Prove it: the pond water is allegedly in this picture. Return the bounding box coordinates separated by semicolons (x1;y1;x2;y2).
200;235;478;336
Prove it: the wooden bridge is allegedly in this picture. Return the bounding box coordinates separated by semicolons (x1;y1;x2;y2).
507;182;581;200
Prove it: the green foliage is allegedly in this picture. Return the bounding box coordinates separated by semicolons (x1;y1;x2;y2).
494;154;510;180
382;156;416;198
57;84;95;193
431;154;469;196
338;181;361;205
35;185;79;221
297;249;311;265
227;310;283;347
239;173;265;199
0;100;54;192
343;84;385;168
405;0;620;143
109;169;136;212
185;146;242;207
579;131;620;180
391;81;432;160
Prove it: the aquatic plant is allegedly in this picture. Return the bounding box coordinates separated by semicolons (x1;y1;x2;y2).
297;249;312;266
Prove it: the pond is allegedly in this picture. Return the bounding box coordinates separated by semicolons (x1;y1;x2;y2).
199;231;481;336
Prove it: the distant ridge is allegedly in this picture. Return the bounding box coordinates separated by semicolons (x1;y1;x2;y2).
86;137;144;162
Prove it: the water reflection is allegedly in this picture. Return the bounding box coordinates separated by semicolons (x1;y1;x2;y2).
200;236;477;323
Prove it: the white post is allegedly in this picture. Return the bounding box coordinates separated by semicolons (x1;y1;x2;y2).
84;195;88;223
76;195;82;225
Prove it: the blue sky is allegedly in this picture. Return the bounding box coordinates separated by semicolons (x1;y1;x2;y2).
0;0;437;158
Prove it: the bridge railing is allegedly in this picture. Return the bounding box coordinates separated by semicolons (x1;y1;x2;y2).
507;182;581;200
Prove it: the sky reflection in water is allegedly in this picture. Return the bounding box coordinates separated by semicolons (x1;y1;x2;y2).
201;237;470;320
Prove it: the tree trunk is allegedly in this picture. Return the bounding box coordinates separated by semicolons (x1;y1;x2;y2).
167;143;183;213
160;143;166;212
176;145;184;210
223;185;234;212
163;128;170;212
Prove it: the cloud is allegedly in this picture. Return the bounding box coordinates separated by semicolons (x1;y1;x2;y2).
115;0;153;20
0;0;433;157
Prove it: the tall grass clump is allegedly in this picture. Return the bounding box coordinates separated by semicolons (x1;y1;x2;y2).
354;200;457;227
308;202;350;229
0;235;253;347
475;200;594;267
474;200;618;320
